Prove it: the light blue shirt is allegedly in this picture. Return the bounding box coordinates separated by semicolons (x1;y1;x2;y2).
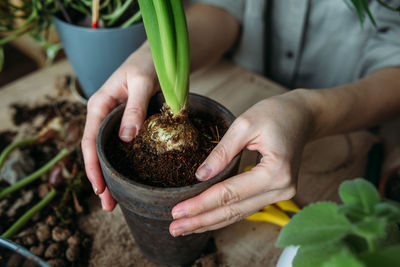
190;0;400;89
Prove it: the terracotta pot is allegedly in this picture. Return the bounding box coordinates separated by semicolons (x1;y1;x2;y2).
96;93;241;265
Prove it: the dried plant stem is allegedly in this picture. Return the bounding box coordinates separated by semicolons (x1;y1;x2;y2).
1;188;57;239
0;148;70;200
0;135;37;170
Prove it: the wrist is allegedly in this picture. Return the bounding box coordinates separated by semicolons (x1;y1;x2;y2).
284;89;322;142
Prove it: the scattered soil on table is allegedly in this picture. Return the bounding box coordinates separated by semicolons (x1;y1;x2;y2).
1;97;92;266
10;97;83;127
106;109;227;187
0;180;91;267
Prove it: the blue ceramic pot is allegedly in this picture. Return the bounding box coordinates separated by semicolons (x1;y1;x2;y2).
53;16;146;98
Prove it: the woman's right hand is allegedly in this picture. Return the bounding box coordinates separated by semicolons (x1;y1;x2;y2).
81;43;157;211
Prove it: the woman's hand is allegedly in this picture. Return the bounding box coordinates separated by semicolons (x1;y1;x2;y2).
169;89;315;236
81;43;157;211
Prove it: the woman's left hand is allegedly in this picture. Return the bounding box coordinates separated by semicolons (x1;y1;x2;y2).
169;89;315;236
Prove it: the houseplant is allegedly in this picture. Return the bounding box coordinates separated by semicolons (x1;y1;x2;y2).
348;0;400;25
0;0;146;97
276;178;400;267
96;0;241;265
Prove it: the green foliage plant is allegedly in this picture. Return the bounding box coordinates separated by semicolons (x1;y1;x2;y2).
0;0;142;69
276;178;400;267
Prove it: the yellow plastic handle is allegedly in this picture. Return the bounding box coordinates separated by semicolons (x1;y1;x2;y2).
275;200;300;213
246;205;290;227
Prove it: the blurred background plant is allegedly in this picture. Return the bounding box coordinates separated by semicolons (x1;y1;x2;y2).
0;0;141;70
346;0;400;25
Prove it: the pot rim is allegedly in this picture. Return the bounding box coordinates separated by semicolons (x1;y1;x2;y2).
0;237;49;267
52;15;144;33
96;93;241;194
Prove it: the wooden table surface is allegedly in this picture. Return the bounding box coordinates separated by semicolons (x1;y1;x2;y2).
0;59;376;266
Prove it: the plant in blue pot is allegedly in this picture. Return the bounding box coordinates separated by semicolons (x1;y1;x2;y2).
0;0;146;98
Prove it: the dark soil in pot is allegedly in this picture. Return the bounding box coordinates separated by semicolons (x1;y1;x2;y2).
105;108;227;187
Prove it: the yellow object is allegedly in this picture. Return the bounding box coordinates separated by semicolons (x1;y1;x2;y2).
243;165;255;172
275;200;300;213
246;205;290;227
243;165;301;227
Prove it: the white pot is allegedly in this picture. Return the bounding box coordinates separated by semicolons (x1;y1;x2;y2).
276;246;299;267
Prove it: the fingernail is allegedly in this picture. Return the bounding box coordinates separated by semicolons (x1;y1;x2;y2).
195;162;212;181
92;184;99;195
119;125;137;142
172;209;188;219
171;228;185;237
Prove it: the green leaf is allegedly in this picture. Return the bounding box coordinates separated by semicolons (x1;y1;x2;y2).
138;0;181;113
44;43;62;65
276;202;351;247
338;204;366;221
373;201;400;222
377;223;400;248
339;178;380;213
352;217;386;240
359;245;400;267
293;242;350;267
322;253;365;267
347;0;377;26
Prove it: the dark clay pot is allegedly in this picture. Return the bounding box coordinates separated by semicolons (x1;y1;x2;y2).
97;93;241;265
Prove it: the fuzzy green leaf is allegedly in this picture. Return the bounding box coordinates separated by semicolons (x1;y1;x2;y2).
359;245;400;267
339;178;380;213
322;253;365;267
373;201;400;222
338;204;366;221
293;242;349;267
352;217;386;240
276;202;351;247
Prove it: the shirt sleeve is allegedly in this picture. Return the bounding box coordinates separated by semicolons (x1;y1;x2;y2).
187;0;245;23
356;1;400;78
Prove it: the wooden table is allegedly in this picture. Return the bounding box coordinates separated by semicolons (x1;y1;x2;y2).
0;60;376;266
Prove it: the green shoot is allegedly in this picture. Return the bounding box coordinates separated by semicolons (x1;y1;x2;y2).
138;0;190;114
1;188;57;239
0;148;70;200
0;135;37;170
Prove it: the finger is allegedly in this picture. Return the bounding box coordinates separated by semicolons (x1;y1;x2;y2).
119;78;155;142
195;116;252;181
170;186;295;236
172;159;291;219
99;187;117;211
82;92;121;194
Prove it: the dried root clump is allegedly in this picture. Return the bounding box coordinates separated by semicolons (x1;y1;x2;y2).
136;105;199;154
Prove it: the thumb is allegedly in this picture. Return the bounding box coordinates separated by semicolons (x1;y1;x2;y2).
195;117;250;181
119;78;155;142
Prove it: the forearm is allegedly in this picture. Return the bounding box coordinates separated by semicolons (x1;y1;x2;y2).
300;67;400;140
186;3;240;71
